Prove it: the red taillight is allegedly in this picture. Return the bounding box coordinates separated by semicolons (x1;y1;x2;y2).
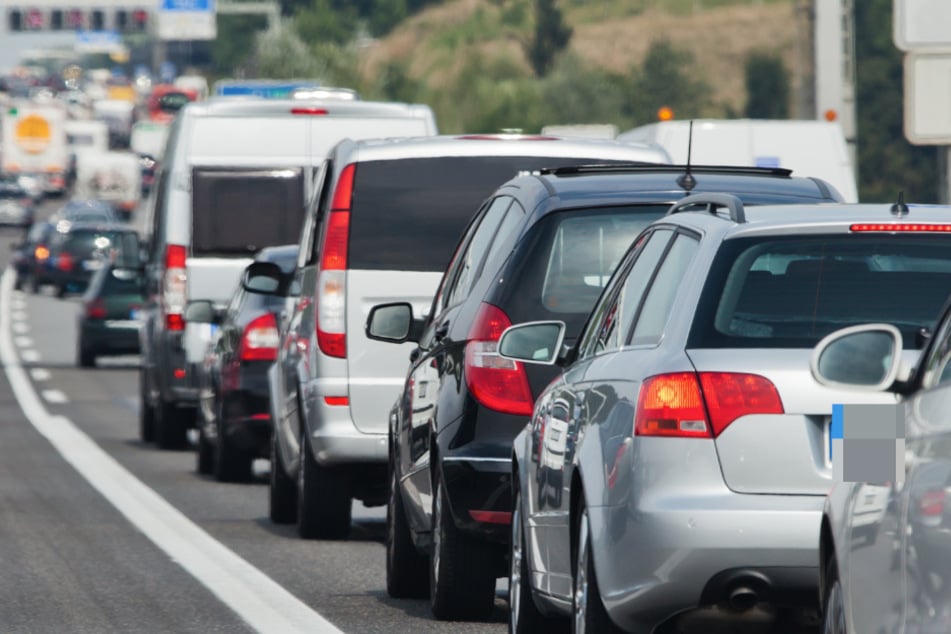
464;303;534;416
239;313;279;361
34;246;49;261
324;396;349;406
919;490;946;517
164;244;187;331
468;510;512;525
56;252;74;272
86;298;106;319
635;373;710;438
850;223;951;233
634;372;784;438
290;107;329;116
315;164;354;359
699;373;784;437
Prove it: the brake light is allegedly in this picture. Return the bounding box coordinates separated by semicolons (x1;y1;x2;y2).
850;223;951;232
464;303;533;416
919;490;946;517
85;297;106;319
699;373;784;436
34;246;49;261
315;164;354;358
634;372;784;438
239;313;279;361
290;107;329;116
56;252;74;272
163;244;187;331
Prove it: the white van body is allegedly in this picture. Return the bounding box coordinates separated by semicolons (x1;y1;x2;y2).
130;121;170;160
74;150;141;218
1;101;69;195
140;97;438;449
617;119;859;203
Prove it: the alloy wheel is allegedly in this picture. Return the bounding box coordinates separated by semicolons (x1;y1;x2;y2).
574;508;590;634
509;491;523;631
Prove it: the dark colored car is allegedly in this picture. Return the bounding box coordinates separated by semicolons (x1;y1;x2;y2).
54;199;119;225
76;262;145;367
195;245;298;482
45;222;141;297
364;164;844;620
11;220;56;291
0;176;35;227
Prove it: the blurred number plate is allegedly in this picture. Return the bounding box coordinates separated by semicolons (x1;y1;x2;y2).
130;308;142;320
209;323;219;337
83;259;103;271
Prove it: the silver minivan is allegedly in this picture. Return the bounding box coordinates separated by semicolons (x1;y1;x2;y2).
265;133;672;539
139;98;438;449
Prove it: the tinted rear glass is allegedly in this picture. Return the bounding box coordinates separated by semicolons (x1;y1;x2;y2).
102;268;144;294
192;168;304;256
348;156;633;272
61;230;139;266
496;205;669;333
689;235;951;349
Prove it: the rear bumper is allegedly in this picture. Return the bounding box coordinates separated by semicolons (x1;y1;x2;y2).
81;320;141;354
220;369;272;458
441;454;512;544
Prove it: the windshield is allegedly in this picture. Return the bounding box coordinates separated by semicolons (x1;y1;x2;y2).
689;234;951;349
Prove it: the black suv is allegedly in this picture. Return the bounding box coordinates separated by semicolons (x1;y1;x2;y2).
365;165;844;620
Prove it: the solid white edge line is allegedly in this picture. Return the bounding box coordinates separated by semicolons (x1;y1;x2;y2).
0;269;343;634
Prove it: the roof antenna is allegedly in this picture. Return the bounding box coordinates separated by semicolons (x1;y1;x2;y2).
677;120;696;191
890;191;909;217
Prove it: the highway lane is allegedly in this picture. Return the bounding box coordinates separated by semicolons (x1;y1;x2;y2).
0;202;508;633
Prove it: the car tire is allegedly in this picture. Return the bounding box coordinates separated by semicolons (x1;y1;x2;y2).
510;485;565;633
196;423;214;475
214;418;252;483
156;401;189;450
296;428;352;540
28;274;39;294
573;502;622;634
77;339;96;368
13;274;22;291
56;284;67;299
822;557;846;634
429;472;496;621
139;369;155;443
386;456;428;599
269;427;297;524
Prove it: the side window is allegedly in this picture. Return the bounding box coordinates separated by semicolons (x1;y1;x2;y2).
577;229;673;359
298;161;330;269
478;199;525;278
629;233;700;346
445;196;513;308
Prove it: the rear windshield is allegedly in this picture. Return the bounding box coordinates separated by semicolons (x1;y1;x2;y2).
689;235;951;349
102;267;144;294
496;205;670;333
348;156;634;272
192;168;304;256
61;230;140;266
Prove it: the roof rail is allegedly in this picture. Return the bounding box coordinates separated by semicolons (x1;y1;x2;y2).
667;193;746;224
538;164;793;178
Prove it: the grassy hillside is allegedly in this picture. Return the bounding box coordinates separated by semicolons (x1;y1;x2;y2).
356;0;804;132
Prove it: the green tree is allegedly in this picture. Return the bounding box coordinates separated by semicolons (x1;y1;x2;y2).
855;0;938;202
626;40;711;125
744;51;789;118
527;0;572;77
211;14;269;75
294;0;359;46
249;20;327;79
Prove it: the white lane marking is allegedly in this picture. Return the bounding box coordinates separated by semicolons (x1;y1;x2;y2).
0;270;342;634
15;336;33;347
12;322;29;334
41;389;68;404
30;368;50;381
20;349;39;362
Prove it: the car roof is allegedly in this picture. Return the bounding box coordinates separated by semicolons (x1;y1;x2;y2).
55;221;137;234
184;98;432;119
255;244;298;262
336;134;671;163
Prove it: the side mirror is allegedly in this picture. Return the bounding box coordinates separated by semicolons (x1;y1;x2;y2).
498;321;567;365
184;299;221;325
242;261;284;295
810;324;904;391
366;302;422;343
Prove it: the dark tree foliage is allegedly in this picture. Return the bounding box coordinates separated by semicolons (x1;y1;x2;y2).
744;51;790;118
285;0;442;37
855;0;938;202
625;40;711;124
527;0;572;77
211;14;268;73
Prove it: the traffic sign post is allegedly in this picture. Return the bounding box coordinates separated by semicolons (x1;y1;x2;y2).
157;0;216;40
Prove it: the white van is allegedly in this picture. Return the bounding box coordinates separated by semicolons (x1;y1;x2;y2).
139;97;438;449
617;118;859;203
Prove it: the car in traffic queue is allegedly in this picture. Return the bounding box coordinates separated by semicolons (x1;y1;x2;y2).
0;175;35;228
44;222;141;298
813;299;951;633
76;261;146;368
194;245;298;483
363;165;846;621
266;133;673;547
10;219;56;291
499;196;951;633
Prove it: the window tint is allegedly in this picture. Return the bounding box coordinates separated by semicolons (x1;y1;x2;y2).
101;267;144;294
578;229;673;358
630;233;699;346
59;230;139;265
347;156;632;272
445;196;512;308
481;199;525;276
191;167;305;256
689;235;951;350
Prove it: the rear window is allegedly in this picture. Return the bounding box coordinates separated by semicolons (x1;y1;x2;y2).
61;230;139;266
192;168;304;256
496;205;669;332
347;156;635;272
102;267;144;294
689;235;951;349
